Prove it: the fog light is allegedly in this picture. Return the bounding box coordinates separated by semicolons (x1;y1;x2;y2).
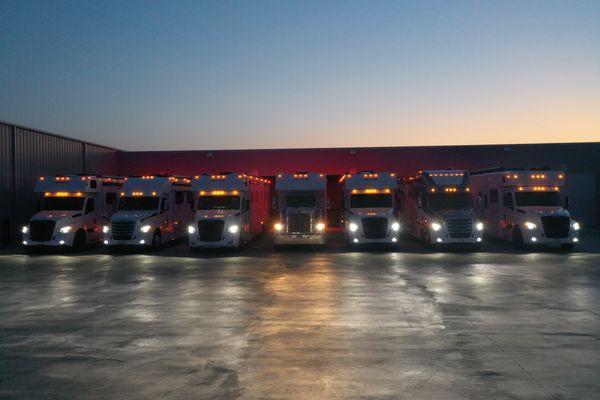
353;238;359;243
103;240;108;245
531;237;537;242
139;240;146;244
476;237;482;242
392;237;397;242
59;240;65;245
436;238;442;243
22;240;27;245
573;238;579;242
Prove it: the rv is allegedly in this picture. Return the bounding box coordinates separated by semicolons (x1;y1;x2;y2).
188;173;270;249
273;172;327;246
22;175;124;248
399;170;483;248
104;176;194;249
342;172;400;246
470;168;579;249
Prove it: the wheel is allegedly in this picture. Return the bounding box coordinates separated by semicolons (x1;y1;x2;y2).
560;244;575;251
512;226;525;249
73;230;86;250
151;230;162;250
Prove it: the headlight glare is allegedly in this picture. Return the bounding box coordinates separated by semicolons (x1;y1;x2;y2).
524;222;536;230
188;225;196;234
274;223;283;232
21;226;28;234
476;222;484;231
431;222;442;231
349;222;358;232
228;225;239;234
316;222;325;232
102;225;109;233
572;221;580;231
391;222;400;231
140;225;151;233
59;226;72;233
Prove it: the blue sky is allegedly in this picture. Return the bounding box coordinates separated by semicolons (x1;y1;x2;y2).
1;0;599;150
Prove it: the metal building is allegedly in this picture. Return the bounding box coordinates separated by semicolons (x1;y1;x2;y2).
1;119;599;243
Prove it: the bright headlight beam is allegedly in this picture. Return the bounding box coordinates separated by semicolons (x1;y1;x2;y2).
524;222;536;230
476;222;484;231
349;222;358;232
102;225;109;233
140;225;151;233
21;226;28;234
316;222;325;232
228;225;239;234
59;226;72;233
188;225;196;234
274;223;283;232
572;221;580;231
431;222;442;231
391;222;400;231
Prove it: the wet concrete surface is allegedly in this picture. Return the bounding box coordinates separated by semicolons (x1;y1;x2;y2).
1;232;600;399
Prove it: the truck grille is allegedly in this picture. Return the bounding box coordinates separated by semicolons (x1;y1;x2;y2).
288;213;311;234
447;217;472;238
198;220;224;242
362;217;388;239
111;220;136;240
542;216;570;239
30;220;55;241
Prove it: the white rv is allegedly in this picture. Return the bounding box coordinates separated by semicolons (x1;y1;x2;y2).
22;175;124;248
342;172;400;246
399;170;483;248
273;172;327;246
470;168;579;249
188;173;270;249
104;176;194;249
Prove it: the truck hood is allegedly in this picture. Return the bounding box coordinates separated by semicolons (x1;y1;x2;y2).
352;208;395;218
112;211;157;221
428;208;474;221
518;206;571;217
31;211;81;221
197;210;240;219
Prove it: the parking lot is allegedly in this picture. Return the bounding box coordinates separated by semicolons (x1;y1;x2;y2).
1;232;600;399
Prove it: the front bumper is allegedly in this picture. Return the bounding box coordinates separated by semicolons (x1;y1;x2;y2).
104;231;153;247
274;234;326;245
521;228;579;245
189;233;241;248
22;232;75;247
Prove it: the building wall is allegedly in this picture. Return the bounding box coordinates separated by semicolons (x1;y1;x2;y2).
0;121;118;243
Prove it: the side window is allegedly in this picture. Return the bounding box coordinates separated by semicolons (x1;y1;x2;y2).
503;193;514;209
175;191;184;205
490;189;498;204
106;193;117;206
85;198;95;213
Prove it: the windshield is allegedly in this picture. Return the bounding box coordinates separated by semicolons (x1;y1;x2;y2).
41;197;85;211
350;194;393;208
197;195;241;210
427;193;473;209
286;196;316;208
118;196;159;211
515;192;561;207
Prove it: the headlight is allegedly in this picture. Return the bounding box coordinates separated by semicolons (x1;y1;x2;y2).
391;222;400;232
21;226;28;234
572;221;580;231
102;225;109;233
140;225;151;233
524;222;537;230
315;222;325;232
349;222;358;232
59;226;72;233
475;222;484;231
188;225;196;234
431;222;442;231
228;225;239;234
274;223;283;232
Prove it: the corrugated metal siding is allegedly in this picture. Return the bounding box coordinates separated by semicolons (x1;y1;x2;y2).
85;143;118;175
0;123;14;241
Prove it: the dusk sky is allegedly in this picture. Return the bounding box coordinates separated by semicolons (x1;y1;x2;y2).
1;0;599;151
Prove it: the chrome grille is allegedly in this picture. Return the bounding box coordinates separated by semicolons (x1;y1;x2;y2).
362;217;388;239
288;213;311;234
111;220;136;240
446;217;472;238
30;220;55;241
542;216;570;239
198;220;224;242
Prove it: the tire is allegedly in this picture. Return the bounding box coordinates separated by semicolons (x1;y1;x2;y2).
151;230;162;251
512;226;525;249
73;230;86;250
560;244;575;251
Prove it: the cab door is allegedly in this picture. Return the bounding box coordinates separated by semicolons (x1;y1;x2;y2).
83;196;97;242
500;191;515;240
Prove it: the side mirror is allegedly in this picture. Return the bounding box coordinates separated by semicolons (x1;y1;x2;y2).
564;196;569;209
